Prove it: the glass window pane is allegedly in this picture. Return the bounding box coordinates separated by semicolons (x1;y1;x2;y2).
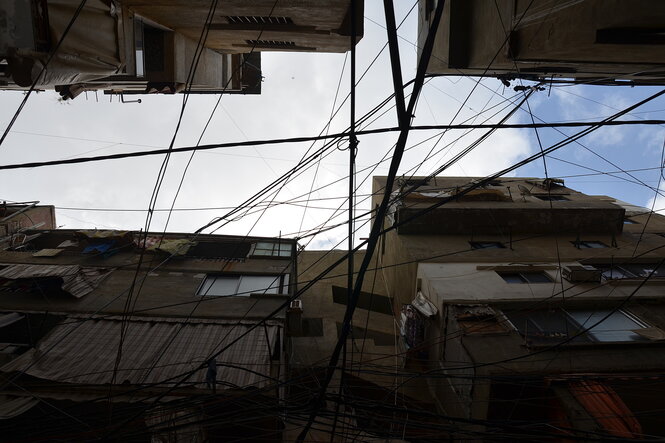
254;242;275;254
471;241;504;249
237;275;280;296
278;243;292;256
505;310;588;342
577;241;607;249
621;263;665;278
596;265;631;279
508;310;565;334
499;273;525;284
522;272;552;283
253;241;293;257
568;310;645;342
198;276;239;297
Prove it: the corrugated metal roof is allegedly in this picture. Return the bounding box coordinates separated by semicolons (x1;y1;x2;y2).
1;316;279;390
0;264;112;298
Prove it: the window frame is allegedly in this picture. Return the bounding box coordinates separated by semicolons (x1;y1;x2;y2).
504;307;649;344
249;241;293;258
567;309;648;343
573;240;608;249
590;262;665;280
470;241;506;250
196;273;289;297
497;271;553;284
535;195;569;201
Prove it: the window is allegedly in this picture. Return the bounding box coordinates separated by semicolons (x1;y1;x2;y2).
470;241;505;249
535;195;568;201
573;240;608;249
505;308;648;343
186;241;251;260
425;0;436;19
134;18;145;77
624;218;638;224
251;241;292;258
197;274;289;297
568;310;646;342
498;271;552;284
590;263;665;280
506;309;588;343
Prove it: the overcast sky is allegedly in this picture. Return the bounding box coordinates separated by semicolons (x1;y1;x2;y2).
0;2;664;249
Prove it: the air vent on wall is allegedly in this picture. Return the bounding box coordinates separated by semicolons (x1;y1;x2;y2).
247;40;296;47
227;16;293;25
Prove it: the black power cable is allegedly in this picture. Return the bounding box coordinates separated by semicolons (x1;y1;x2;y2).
2;119;665;172
94;88;665;431
296;1;448;440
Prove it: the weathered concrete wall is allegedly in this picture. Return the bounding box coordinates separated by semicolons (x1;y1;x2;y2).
419;0;665;84
122;0;363;53
0;232;296;320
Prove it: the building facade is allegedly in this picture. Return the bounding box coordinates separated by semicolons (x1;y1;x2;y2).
1;0;363;99
287;249;443;441
419;0;665;86
0;228;296;441
374;175;665;439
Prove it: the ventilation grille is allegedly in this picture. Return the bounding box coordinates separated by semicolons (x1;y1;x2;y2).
228;16;293;25
246;39;296;47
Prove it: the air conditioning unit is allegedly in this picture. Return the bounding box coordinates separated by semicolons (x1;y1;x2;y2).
562;265;601;283
287;299;303;336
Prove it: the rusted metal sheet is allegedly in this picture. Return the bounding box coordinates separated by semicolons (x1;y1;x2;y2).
1;316;279;391
0;264;112;298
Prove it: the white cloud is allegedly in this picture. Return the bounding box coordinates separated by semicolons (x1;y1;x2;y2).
646;183;665;215
1;2;661;251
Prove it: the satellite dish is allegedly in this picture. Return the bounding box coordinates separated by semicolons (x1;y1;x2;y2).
518;184;531;195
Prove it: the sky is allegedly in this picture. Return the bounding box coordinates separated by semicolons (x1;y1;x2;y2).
0;2;664;250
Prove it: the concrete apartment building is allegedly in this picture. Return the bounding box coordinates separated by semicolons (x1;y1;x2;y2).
4;175;665;440
1;0;363;99
0;224;433;441
418;0;665;86
373;175;665;439
0;228;296;441
287;249;444;441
